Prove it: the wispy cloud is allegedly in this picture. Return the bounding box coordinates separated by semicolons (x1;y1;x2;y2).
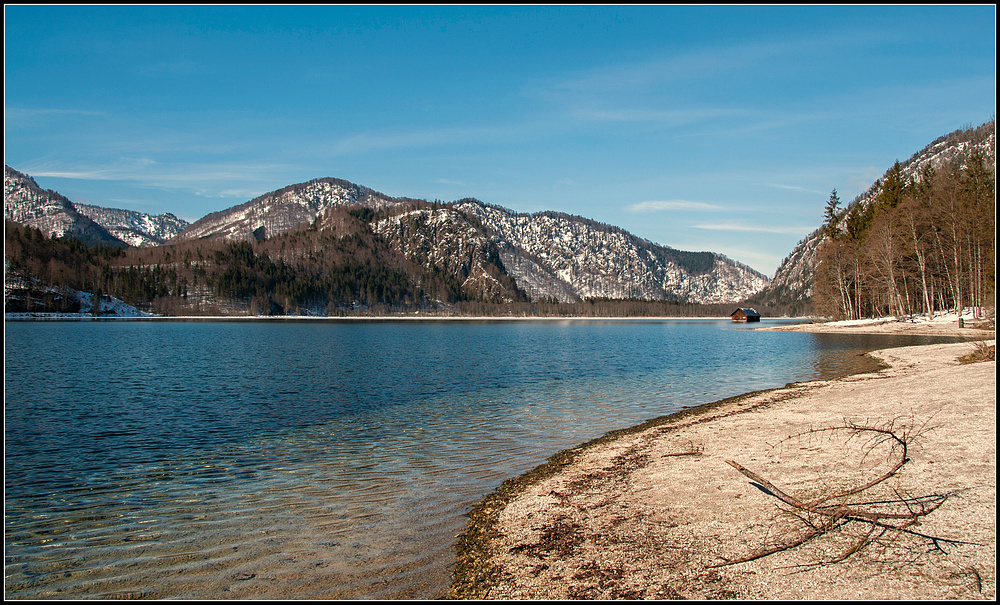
20;157;294;200
531;31;875;138
22;159;151;181
765;183;828;196
547;27;880;101
569;106;747;126
628;199;723;213
326;124;523;156
693;220;813;236
550;42;777;96
5;106;107;128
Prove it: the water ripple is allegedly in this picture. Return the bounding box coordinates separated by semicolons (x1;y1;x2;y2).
4;320;958;599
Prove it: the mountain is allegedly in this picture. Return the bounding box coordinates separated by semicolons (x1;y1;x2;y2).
753;121;996;309
453;201;768;304
370;205;524;304
169;179;768;304
4;165;189;247
4;165;124;247
6;167;768;307
172;177;407;242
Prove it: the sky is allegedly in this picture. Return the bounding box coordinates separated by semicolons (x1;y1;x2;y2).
4;5;996;276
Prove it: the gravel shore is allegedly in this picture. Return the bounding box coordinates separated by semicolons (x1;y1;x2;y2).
451;323;995;600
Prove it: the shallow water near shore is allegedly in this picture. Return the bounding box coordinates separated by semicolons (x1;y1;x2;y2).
3;319;963;599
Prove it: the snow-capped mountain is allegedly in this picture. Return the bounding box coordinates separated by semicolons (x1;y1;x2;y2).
4;165;122;246
4;165;188;247
6;165;769;305
172;177;404;242
754;121;996;307
454;201;769;304
171;178;768;304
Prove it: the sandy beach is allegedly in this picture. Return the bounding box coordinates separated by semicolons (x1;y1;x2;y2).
451;317;995;600
761;311;995;338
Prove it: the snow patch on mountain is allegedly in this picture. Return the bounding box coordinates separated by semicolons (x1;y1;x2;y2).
74;203;188;247
173;178;400;242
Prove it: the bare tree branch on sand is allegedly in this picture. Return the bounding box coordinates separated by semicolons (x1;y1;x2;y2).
713;418;981;571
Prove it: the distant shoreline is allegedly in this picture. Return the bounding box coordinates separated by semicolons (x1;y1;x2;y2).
3;313;799;323
759;311;994;337
7;310;993;337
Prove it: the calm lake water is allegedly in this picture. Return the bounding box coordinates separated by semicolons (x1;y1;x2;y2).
3;319;961;599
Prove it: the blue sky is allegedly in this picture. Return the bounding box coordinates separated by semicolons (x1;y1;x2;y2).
4;5;995;276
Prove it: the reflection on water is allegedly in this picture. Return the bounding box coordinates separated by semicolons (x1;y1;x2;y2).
3;319;959;599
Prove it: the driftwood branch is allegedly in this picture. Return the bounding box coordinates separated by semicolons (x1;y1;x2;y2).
710;421;970;569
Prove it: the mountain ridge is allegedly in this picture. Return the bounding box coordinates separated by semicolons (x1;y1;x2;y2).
171;183;769;304
6;167;768;305
172;177;411;242
453;199;768;304
8;120;994;313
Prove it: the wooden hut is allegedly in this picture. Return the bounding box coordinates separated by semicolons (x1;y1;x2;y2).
731;308;761;322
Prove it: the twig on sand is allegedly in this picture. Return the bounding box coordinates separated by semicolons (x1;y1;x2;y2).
711;421;975;570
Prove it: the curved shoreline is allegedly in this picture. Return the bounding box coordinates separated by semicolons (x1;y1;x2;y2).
450;334;995;600
448;384;824;599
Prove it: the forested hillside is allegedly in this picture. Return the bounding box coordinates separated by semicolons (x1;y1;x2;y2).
4;203;527;316
4;209;751;318
752;120;995;319
813;132;994;320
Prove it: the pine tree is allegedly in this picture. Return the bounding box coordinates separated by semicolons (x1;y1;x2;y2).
822;189;841;238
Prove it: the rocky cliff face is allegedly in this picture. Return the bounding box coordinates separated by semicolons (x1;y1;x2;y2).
372;206;523;303
751;230;823;308
4;165;187;247
73;204;188;247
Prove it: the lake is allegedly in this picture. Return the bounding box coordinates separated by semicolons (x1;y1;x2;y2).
3;318;961;599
